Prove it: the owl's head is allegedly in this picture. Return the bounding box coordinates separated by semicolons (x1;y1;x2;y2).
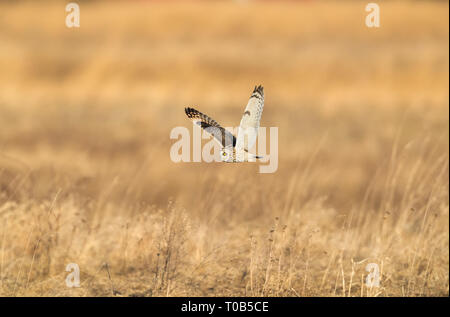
220;148;234;162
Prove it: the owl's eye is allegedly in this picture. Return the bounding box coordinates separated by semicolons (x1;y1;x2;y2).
222;152;227;156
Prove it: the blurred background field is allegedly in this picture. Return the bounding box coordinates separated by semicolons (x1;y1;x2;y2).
0;0;448;296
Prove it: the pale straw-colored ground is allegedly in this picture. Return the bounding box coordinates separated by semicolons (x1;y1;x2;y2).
0;1;448;296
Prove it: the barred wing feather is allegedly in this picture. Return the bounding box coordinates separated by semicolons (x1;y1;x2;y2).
184;107;236;148
235;85;264;152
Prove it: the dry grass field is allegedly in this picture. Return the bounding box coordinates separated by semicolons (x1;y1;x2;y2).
0;0;448;297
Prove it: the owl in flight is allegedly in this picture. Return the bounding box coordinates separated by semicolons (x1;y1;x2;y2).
185;85;264;162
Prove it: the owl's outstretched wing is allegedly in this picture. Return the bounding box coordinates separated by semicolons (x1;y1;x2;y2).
235;85;264;152
185;107;236;148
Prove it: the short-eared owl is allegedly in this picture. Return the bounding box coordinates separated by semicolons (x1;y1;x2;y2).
185;85;265;162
